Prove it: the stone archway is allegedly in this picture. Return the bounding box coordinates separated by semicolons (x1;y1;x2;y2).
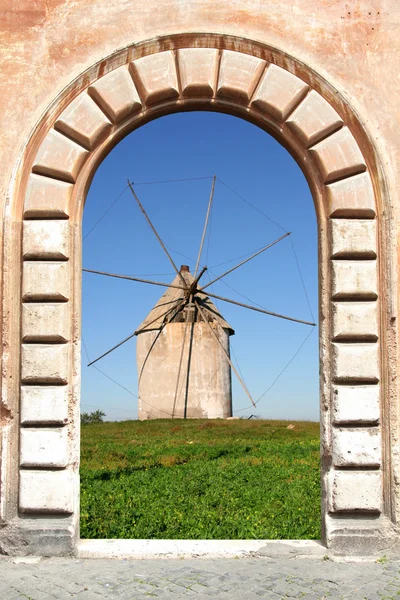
0;32;395;556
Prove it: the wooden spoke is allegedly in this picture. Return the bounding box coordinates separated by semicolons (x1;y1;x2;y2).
195;298;256;408
199;289;316;327
87;299;185;367
194;175;216;278
83;268;186;291
200;232;290;291
183;319;195;420
87;331;137;367
133;297;186;336
138;300;187;382
127;180;187;287
172;295;194;418
187;265;207;296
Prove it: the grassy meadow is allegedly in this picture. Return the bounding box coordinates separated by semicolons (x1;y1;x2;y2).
80;419;321;540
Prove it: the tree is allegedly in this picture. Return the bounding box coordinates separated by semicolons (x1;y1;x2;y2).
80;410;106;425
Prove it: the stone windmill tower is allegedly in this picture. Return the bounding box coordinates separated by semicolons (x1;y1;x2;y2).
135;265;234;419
84;177;315;418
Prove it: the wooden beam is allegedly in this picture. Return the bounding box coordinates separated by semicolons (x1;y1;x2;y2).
200;232;290;291
127;180;187;287
194;175;216;277
195;298;256;408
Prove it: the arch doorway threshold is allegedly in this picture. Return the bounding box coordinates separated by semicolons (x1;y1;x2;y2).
77;539;326;560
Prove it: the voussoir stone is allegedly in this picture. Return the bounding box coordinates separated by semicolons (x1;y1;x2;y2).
310;127;366;184
178;48;219;98
55;92;112;150
130;51;179;106
286;89;343;147
251;64;308;122
217;50;265;103
88;65;142;123
32;129;88;183
326;172;376;218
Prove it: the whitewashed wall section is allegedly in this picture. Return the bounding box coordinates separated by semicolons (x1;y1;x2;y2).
20;48;380;522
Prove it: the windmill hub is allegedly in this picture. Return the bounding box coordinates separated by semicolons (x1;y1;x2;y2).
180;264;207;299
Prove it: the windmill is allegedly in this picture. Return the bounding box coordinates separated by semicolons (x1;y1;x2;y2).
83;177;315;419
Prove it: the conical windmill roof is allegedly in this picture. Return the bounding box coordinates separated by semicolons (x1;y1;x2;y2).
135;266;234;335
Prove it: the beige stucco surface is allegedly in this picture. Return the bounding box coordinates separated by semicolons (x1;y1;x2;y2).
137;323;232;420
0;2;399;213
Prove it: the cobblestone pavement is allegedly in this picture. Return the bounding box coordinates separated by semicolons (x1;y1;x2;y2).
1;556;400;600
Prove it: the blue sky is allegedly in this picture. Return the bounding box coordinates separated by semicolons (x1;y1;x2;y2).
81;111;319;421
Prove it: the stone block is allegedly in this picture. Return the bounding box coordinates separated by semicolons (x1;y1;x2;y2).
19;469;74;513
329;471;382;512
88;65;142;123
326;172;376;218
251;64;308;122
286;90;343;147
22;303;69;343
332;343;379;383
217;50;265;103
178;48;218;98
332;428;381;467
55;92;112;150
331;302;378;341
21;344;69;384
20;385;69;425
32;129;88;183
332;384;380;424
331;260;377;300
310;127;366;184
22;262;70;301
130;51;179;106
20;428;69;467
23;221;69;260
330;219;376;258
24;174;72;219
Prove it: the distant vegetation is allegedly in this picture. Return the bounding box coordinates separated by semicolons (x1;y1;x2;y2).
80;410;106;425
80;419;320;539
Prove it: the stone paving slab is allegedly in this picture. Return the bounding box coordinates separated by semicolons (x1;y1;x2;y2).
1;556;400;599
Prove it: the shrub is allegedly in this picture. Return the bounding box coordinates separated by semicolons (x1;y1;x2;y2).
81;410;106;425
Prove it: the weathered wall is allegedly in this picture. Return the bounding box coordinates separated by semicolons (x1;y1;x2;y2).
1;1;399;214
137;323;232;420
0;1;399;557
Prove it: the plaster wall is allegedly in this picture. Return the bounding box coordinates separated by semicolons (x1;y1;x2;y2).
137;323;232;420
0;0;399;557
1;2;399;212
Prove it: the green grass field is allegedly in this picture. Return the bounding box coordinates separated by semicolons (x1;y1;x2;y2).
80;419;321;540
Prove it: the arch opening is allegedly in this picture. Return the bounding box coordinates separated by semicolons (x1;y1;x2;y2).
80;111;320;540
